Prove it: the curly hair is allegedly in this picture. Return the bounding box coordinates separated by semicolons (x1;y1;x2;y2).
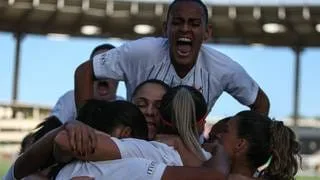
267;120;301;180
235;111;301;180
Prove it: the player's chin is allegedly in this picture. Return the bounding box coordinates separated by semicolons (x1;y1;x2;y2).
173;56;194;67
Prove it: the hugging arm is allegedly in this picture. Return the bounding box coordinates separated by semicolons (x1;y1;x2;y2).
249;88;270;115
54;129;121;161
75;60;94;110
162;167;226;180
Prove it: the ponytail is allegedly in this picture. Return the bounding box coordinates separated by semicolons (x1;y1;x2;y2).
235;111;301;180
172;88;206;161
266;120;301;180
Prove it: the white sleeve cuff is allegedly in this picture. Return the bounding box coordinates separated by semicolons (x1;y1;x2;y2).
245;83;259;106
92;49;123;80
110;137;127;158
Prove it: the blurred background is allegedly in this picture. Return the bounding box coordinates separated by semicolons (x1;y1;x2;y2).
0;0;319;179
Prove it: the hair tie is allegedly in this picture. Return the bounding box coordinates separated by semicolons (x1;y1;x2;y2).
252;155;273;178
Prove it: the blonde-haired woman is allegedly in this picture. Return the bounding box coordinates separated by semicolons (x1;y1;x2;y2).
158;85;208;163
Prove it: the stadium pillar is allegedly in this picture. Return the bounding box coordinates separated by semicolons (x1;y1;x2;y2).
292;46;303;127
11;33;24;117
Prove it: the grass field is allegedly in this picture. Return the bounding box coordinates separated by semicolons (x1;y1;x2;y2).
297;177;320;180
1;156;320;179
0;156;12;178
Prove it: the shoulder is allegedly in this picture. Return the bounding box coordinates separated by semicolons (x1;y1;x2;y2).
132;37;167;46
122;37;167;52
55;90;76;108
149;141;173;149
51;90;76;122
200;45;241;69
58;90;75;101
199;45;247;77
105;37;168;66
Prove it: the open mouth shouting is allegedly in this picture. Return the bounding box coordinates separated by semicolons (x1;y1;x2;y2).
97;81;109;96
176;37;193;57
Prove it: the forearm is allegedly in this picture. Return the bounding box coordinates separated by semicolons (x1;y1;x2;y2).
14;126;63;179
53;142;73;163
75;60;94;110
249;88;270;115
54;130;121;161
162;166;226;180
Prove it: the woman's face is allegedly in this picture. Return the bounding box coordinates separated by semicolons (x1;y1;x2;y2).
132;83;167;139
216;116;241;157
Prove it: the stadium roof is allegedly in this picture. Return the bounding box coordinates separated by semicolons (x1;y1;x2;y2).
1;0;320;47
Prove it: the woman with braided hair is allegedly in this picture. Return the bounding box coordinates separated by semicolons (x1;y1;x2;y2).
210;110;301;180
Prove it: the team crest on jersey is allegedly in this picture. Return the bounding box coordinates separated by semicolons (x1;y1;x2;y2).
147;161;157;175
98;49;119;66
99;53;106;65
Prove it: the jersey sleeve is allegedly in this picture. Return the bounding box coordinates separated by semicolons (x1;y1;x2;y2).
110;138;183;166
92;37;163;81
111;137;162;159
223;61;259;106
95;158;167;180
50;90;77;123
56;159;166;180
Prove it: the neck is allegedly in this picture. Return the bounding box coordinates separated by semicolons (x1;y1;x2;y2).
173;136;203;167
231;159;255;178
170;53;196;78
172;63;194;78
180;147;203;167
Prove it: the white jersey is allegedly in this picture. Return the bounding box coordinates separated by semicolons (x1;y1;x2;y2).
51;90;124;123
93;37;259;112
56;138;211;180
111;137;211;166
111;137;183;166
56;158;166;180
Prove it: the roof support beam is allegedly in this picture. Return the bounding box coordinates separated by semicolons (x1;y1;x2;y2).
292;46;304;127
11;33;24;105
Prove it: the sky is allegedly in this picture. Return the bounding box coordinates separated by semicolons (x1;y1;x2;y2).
1;31;319;119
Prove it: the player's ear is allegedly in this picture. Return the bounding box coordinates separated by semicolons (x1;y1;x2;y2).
234;138;248;156
203;24;212;42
